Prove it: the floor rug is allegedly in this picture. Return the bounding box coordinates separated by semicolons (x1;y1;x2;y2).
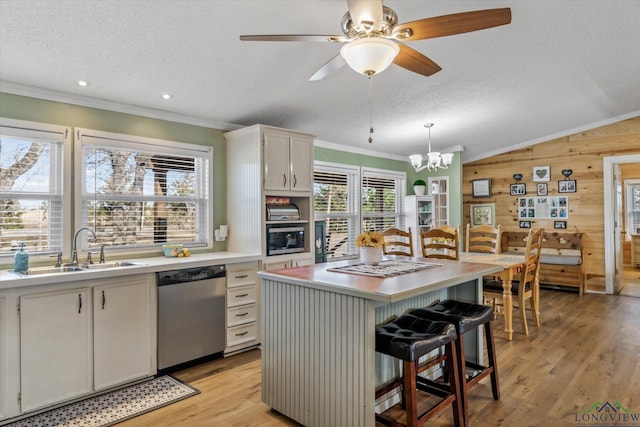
7;375;199;427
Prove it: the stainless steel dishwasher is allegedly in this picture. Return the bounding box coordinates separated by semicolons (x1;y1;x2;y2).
157;265;226;372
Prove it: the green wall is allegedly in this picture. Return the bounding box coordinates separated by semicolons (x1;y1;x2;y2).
1;92;463;253
0;92;228;252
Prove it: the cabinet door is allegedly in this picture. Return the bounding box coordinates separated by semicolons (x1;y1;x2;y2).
94;277;153;391
290;136;313;191
20;288;92;412
0;296;5;420
264;132;291;190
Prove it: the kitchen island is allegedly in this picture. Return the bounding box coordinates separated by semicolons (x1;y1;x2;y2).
258;257;502;427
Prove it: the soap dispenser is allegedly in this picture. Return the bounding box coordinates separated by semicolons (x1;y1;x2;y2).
14;242;29;273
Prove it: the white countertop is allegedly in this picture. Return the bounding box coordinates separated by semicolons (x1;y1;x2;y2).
258;256;502;303
0;251;261;290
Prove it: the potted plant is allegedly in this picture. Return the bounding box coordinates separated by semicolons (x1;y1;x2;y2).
413;179;427;196
356;231;385;265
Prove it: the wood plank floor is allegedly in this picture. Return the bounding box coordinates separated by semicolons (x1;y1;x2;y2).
119;289;640;426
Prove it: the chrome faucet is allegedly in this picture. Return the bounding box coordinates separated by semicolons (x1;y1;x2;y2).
71;227;97;264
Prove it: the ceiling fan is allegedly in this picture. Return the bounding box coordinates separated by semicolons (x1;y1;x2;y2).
240;0;511;81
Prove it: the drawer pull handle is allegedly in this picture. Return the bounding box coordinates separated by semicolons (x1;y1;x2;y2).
235;331;249;336
236;312;249;317
235;274;248;279
236;293;249;298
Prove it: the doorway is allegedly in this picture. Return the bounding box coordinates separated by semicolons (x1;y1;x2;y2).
603;154;640;295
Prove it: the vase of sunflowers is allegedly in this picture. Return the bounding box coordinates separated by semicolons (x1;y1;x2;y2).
356;231;384;265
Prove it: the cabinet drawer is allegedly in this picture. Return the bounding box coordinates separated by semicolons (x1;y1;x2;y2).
226;285;257;308
227;303;258;327
226;322;258;348
227;268;257;288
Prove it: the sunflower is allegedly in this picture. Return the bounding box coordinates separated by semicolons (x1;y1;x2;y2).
356;231;385;248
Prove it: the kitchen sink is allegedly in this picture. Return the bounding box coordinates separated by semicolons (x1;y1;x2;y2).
83;261;147;269
12;261;147;276
13;266;86;276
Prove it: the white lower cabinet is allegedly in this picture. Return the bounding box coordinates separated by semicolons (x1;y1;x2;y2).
93;275;154;391
0;296;6;420
1;274;156;422
20;288;92;412
225;262;260;355
263;256;313;271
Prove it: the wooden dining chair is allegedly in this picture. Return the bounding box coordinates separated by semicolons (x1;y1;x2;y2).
420;225;460;260
483;227;544;335
466;224;502;254
382;227;414;256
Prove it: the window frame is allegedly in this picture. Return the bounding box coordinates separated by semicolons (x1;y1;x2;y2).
625;179;640;241
361;167;407;233
313;162;406;261
313;161;360;260
0;117;71;263
74;127;213;255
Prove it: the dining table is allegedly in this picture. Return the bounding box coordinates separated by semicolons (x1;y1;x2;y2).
459;251;527;341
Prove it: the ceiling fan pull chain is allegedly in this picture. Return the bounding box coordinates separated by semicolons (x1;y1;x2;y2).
368;74;374;143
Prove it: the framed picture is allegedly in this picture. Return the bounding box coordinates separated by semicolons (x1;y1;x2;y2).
510;183;526;196
471;178;491;198
558;179;577;193
533;166;551;182
470;203;495;227
537;183;548;196
519;220;532;229
554;221;567;229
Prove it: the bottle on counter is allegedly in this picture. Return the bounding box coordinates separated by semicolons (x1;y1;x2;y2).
14;242;29;273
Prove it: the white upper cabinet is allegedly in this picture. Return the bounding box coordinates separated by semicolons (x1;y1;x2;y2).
264;131;313;191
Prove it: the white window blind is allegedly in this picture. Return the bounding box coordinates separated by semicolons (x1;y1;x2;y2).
313;164;359;259
626;180;640;238
77;129;212;252
0;120;67;257
362;168;406;232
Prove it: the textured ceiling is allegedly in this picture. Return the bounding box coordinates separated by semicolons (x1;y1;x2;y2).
1;0;639;163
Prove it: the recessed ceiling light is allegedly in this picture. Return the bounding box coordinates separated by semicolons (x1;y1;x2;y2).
161;93;172;100
75;80;88;87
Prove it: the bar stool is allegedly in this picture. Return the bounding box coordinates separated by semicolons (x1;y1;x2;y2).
410;300;500;424
375;314;465;427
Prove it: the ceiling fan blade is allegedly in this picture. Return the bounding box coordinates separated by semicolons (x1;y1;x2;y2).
309;54;346;81
393;44;441;77
347;0;383;32
392;8;511;41
240;34;348;43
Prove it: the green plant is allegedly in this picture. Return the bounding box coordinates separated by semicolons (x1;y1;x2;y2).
413;179;427;187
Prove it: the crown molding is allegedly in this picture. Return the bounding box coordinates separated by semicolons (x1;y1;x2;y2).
462;111;640;164
0;80;243;131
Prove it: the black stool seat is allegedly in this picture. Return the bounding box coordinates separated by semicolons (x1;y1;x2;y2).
375;314;464;427
376;314;457;361
410;299;493;334
410;299;500;426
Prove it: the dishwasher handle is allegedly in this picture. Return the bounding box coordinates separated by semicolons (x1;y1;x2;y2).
157;265;226;286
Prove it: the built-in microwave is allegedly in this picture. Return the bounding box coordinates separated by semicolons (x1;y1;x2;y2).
266;225;305;256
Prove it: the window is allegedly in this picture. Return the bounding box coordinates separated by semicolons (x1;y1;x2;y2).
0;118;69;259
362;168;406;232
313;163;406;260
626;180;640;239
313;163;359;259
76;128;212;253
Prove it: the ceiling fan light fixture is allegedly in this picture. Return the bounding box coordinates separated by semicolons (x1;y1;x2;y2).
340;37;399;76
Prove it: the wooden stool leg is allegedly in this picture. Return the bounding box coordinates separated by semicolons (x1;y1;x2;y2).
447;340;465;427
403;360;419;427
455;331;469;424
485;321;501;400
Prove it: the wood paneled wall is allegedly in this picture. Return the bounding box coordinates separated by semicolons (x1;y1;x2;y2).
462;116;640;278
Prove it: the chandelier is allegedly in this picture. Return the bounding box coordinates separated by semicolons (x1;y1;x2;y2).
409;123;453;172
